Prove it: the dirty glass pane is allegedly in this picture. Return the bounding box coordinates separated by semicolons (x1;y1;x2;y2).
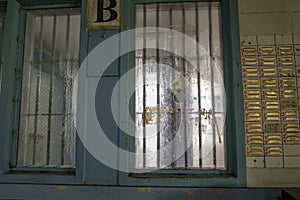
135;2;226;170
17;8;80;168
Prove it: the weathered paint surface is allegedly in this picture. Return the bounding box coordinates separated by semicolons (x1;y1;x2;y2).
0;184;281;200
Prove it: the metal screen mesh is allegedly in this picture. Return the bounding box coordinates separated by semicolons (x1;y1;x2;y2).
17;8;80;168
135;2;226;170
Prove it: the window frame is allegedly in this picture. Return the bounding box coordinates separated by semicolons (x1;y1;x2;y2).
118;0;246;187
0;0;121;186
0;8;6;95
0;0;84;185
0;0;245;187
12;5;81;171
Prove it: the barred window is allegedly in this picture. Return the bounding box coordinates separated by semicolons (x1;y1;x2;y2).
135;2;226;170
17;8;80;168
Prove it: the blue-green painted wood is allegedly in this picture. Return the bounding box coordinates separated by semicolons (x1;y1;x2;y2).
84;76;119;185
0;0;246;187
0;0;21;175
222;0;246;182
132;0;220;2
87;30;120;77
17;0;81;6
0;0;83;185
9;9;25;168
0;184;281;200
21;3;81;10
76;0;90;184
78;0;119;185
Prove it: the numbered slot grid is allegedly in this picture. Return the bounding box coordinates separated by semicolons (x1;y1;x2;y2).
241;34;300;168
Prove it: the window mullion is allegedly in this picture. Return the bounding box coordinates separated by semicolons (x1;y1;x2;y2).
61;13;71;166
195;2;202;168
142;4;147;169
32;15;44;166
46;15;56;166
156;3;161;169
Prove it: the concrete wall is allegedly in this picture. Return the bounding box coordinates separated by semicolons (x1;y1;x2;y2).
238;0;300;35
238;0;300;187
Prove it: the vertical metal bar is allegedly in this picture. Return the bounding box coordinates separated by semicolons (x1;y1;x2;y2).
61;14;71;166
216;3;225;169
67;15;75;166
181;3;188;168
169;5;176;168
21;14;34;167
46;16;56;165
142;4;147;169
11;11;24;167
208;2;217;168
156;3;160;169
69;59;74;164
32;16;44;165
70;14;81;166
69;39;75;166
195;2;202;168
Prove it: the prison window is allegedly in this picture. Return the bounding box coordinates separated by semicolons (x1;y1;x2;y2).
16;8;81;168
135;2;226;170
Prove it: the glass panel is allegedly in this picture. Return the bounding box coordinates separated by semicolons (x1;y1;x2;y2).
135;2;226;170
17;8;80;168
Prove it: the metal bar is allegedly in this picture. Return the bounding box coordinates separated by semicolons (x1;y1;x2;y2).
32;16;44;165
11;167;75;173
69;52;75;166
46;16;57;165
20;13;34;167
156;3;160;169
181;3;188;168
22;4;81;10
25;113;65;116
195;2;202;168
134;0;221;4
136;56;206;60
142;4;147;169
208;2;217;168
26;59;79;65
169;5;176;168
61;14;71;166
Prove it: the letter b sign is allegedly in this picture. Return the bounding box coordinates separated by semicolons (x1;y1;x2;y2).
87;0;121;29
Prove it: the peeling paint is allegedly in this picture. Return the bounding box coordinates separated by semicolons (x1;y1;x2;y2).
216;189;228;196
137;187;150;193
143;107;153;124
185;190;194;196
56;185;68;191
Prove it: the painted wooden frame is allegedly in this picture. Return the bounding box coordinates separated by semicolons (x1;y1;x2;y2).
0;0;84;185
0;0;246;187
